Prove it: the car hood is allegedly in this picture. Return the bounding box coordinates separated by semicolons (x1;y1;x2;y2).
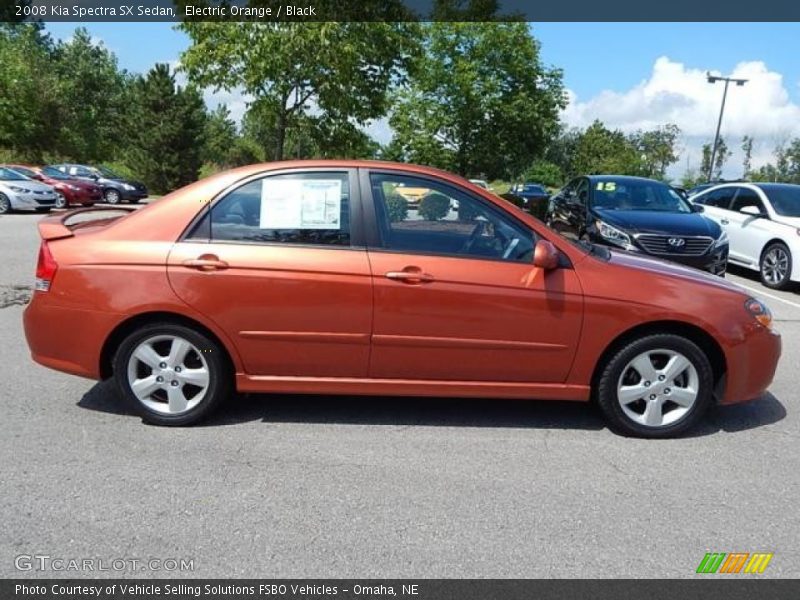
606;248;748;294
773;215;800;228
593;208;721;237
1;179;53;192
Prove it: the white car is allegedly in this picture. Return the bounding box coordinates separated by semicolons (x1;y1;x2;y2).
0;167;57;214
690;182;800;289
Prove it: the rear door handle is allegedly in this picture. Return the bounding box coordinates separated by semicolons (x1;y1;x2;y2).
385;267;434;284
182;255;229;271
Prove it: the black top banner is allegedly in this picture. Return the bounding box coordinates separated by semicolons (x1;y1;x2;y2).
7;0;800;22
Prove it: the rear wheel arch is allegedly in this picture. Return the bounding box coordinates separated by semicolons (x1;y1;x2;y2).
589;320;727;403
100;311;238;381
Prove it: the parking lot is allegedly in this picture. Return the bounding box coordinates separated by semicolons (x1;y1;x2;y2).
1;208;798;578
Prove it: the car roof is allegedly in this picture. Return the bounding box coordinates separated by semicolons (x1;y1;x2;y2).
753;182;800;192
586;175;666;185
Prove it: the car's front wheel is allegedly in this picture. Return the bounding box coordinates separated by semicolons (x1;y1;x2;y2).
113;323;231;426
760;242;792;290
596;334;713;438
55;193;67;209
0;193;11;214
104;188;121;204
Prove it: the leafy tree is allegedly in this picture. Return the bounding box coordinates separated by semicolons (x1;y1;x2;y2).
390;21;565;180
202;105;238;167
630;124;681;180
522;160;563;187
543;127;581;180
0;25;60;162
125;64;207;194
52;28;131;162
571;121;642;176
701;137;731;181
419;192;451;220
179;22;418;161
741;135;754;178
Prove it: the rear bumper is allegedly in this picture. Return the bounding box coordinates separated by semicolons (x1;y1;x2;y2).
720;325;781;404
65;188;102;205
23;295;121;380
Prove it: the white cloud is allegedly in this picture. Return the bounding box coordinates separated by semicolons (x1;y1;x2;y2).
563;57;800;178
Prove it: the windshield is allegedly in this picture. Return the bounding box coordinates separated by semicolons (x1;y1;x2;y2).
9;166;38;178
763;185;800;217
41;167;70;180
523;185;546;194
96;165;121;178
0;167;27;181
591;179;692;213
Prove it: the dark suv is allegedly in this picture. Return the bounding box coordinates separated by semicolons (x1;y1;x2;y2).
545;175;729;275
49;164;147;204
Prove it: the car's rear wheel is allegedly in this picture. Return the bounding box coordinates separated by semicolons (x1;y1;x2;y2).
760;242;792;290
55;193;67;209
104;188;121;204
113;323;231;426
596;334;713;438
0;193;11;214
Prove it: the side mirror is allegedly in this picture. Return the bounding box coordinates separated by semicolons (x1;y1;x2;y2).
533;239;560;270
740;205;763;217
692;203;705;213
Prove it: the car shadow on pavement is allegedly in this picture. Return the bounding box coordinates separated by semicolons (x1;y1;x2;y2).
78;381;786;436
727;264;798;294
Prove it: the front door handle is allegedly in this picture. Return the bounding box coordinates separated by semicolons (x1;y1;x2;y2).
182;255;229;271
720;218;730;225
385;267;434;284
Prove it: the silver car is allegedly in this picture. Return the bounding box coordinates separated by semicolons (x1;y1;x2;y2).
0;167;57;214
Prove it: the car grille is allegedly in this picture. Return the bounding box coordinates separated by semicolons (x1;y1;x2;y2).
634;234;713;256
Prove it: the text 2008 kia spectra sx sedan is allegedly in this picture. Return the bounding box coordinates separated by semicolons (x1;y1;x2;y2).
23;161;781;437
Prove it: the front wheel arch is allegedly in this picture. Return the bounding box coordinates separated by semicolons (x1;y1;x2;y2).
589;320;727;404
100;311;237;381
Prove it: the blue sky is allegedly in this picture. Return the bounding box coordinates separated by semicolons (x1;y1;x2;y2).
44;22;800;177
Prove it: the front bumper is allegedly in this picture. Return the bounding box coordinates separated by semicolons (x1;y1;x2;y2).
591;234;728;275
9;191;57;210
720;324;781;404
120;188;148;200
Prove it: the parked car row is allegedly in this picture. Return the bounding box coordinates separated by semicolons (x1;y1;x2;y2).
0;163;147;213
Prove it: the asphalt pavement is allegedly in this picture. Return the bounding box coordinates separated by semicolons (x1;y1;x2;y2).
1;210;798;578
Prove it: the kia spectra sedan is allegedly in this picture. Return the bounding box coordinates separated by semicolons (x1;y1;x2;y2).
23;161;781;438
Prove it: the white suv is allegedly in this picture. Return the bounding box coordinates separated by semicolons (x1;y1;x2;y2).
691;182;800;289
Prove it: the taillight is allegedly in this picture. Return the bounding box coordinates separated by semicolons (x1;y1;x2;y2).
35;241;58;292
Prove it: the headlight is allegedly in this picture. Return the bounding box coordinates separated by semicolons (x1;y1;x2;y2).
596;219;632;248
744;298;773;329
714;230;728;247
122;183;135;191
9;185;31;193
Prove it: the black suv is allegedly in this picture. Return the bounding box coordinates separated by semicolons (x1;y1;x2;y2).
545;175;728;275
49;164;147;205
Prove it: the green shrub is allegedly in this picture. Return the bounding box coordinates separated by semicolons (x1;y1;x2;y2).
385;191;408;222
419;192;450;221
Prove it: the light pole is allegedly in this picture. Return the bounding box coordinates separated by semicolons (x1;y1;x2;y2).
706;72;747;182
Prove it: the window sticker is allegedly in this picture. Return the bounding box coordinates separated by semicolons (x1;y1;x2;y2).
596;182;617;192
259;179;342;230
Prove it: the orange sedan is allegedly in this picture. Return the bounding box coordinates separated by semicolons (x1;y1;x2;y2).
23;161;781;437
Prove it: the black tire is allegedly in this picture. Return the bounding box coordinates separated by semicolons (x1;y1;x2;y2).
596;334;714;438
0;193;11;214
760;242;793;290
104;188;121;204
113;322;231;426
55;193;68;209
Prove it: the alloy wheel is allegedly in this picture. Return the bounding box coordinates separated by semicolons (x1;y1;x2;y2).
762;246;789;285
616;348;699;428
0;193;10;214
105;189;120;204
55;193;67;209
126;334;210;415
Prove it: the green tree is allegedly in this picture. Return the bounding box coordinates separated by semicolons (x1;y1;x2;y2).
202;104;238;167
630;124;681;180
0;25;60;162
701;137;731;181
125;64;207;194
572;121;643;176
741;135;754;178
52;28;131;162
179;22;418;161
390;21;565;180
522;160;563;187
